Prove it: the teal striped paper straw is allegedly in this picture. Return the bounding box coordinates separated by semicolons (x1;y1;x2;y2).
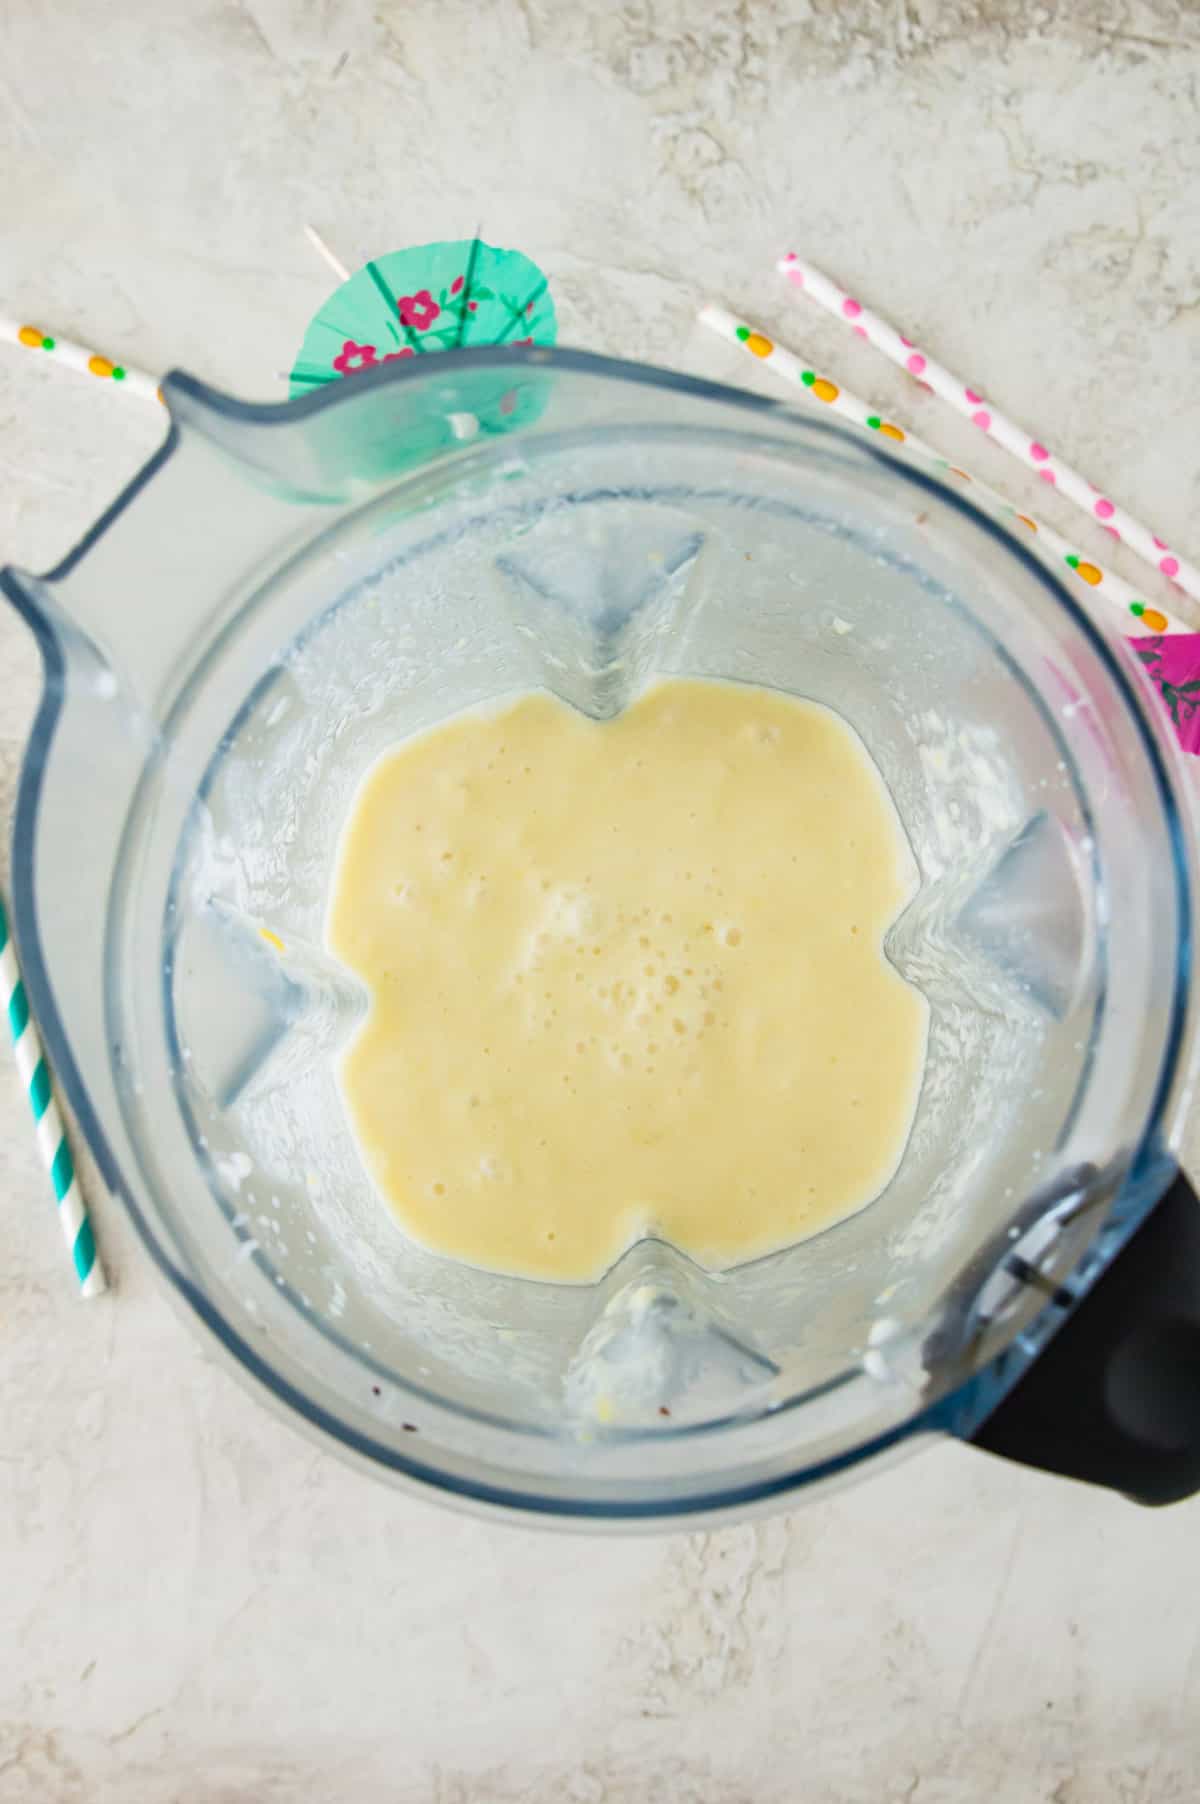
0;894;106;1297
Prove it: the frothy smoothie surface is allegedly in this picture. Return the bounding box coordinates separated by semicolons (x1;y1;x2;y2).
327;680;927;1281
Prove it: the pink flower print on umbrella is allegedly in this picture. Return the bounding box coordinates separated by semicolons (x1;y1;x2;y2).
398;290;440;332
289;237;556;402
332;339;378;374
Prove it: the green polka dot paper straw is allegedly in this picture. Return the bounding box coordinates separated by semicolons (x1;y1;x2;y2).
778;252;1200;611
0;894;106;1297
0;313;163;407
699;304;1189;640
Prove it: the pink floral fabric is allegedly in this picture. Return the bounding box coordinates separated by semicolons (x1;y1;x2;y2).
1130;635;1200;756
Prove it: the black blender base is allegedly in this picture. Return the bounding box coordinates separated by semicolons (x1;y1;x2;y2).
972;1172;1200;1505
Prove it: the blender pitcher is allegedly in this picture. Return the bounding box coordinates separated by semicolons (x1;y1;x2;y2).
6;348;1200;1523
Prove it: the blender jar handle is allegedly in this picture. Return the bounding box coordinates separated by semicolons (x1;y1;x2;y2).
969;1171;1200;1505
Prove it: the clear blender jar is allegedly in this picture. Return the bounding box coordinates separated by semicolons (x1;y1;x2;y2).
6;348;1200;1522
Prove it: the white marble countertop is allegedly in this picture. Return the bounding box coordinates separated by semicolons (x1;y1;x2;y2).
3;3;1200;1799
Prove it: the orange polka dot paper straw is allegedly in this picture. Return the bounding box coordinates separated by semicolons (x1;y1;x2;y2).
699;304;1190;639
778;252;1200;611
1;315;163;407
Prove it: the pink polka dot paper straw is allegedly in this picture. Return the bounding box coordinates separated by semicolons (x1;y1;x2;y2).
699;304;1189;642
777;253;1200;611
